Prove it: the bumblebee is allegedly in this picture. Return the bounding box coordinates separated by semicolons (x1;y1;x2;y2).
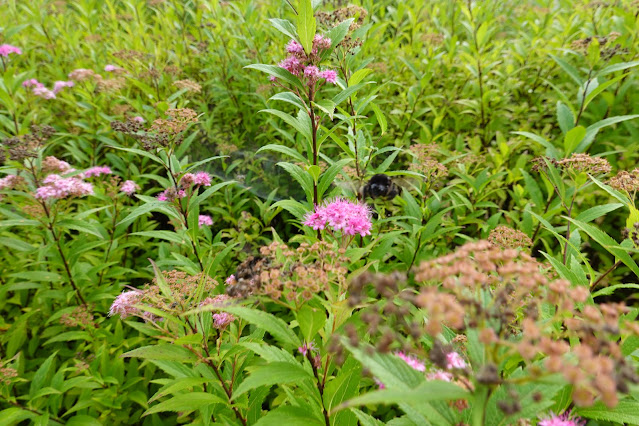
360;173;402;200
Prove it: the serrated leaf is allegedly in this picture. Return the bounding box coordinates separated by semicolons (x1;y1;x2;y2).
144;392;224;416
122;345;198;362
232;362;313;399
297;0;316;55
221;306;301;347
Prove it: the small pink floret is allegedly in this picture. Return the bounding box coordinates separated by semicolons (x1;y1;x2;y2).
120;180;139;195
198;215;213;227
304;198;372;236
395;351;426;372
0;44;22;57
446;352;467;370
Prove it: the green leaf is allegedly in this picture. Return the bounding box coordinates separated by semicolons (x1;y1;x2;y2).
269;18;299;41
122;345;198;362
597;60;639;76
232;362;313;399
567;218;639;278
349;69;373;86
592;284;639;298
338;381;469;410
144;392;224;416
296;303;326;342
257;143;306;162
221;306;301;347
313;99;336;120
549;54;582;85
574;203;623;223
332;82;374;107
563;125;586;155
557;101;574;133
278;162;314;199
297;0;316;55
319;19;354;62
246;64;304;91
318;158;351;199
29;353;56;399
131;230;186;244
370;102;387;134
512;131;560;158
574;400;639;423
576;114;639;152
254;406;325;426
261;109;313;142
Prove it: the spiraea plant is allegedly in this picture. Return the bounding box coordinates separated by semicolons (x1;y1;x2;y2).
2;0;639;425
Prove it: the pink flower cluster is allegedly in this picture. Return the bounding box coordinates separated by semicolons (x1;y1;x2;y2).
35;174;94;200
446;351;467;369
395;351;426;372
276;35;338;86
0;175;21;190
538;411;585;426
200;295;235;329
225;274;236;285
158;172;212;202
180;171;212;187
23;79;74;99
198;215;213;227
42;156;75;174
157;188;186;202
304;198;372;237
0;44;21;57
83;166;112;178
109;290;143;319
120;180;139;195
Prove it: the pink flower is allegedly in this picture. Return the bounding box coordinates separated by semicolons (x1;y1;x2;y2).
35;174;93;200
427;370;453;382
538;411;585;426
193;171;211;186
395;351;426;372
446;352;467;370
157;187;187;202
22;79;42;88
213;312;235;329
304;65;319;82
0;44;22;57
304;198;372;237
109;290;143;318
0;175;21;190
298;341;318;356
278;55;303;76
83;166;112;178
132;116;144;123
181;173;196;186
313;34;332;50
225;274;236;285
286;39;305;54
120;180;139;195
320;69;338;84
198;215;213;227
32;86;56;99
52;80;74;94
42;156;74;174
104;64;117;72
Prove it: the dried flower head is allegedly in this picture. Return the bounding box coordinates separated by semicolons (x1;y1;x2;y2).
173;79;202;93
607;169;639;193
488;226;533;249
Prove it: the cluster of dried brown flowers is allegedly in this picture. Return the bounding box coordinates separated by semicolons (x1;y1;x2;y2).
408;144;449;182
570;31;627;60
60;305;96;329
608;168;639;194
532;153;612;175
344;240;638;413
316;5;367;53
226;241;348;306
173;79;202;93
415;241;638;408
1;124;55;162
0;363;18;385
488;225;533;249
111;108;198;150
